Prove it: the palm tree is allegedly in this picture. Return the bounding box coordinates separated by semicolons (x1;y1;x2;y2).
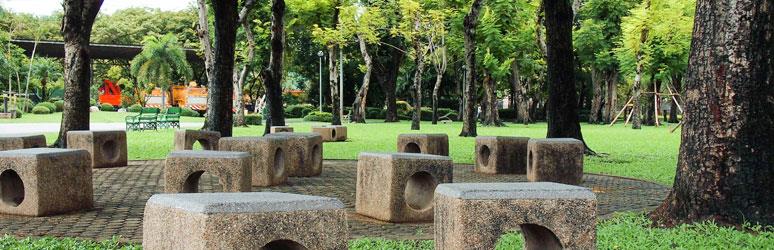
30;58;62;101
130;34;192;109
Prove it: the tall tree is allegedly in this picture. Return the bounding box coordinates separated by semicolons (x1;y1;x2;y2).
204;0;238;137
374;36;404;123
312;1;344;125
55;0;103;147
544;0;590;151
234;0;258;127
130;34;193;110
262;0;287;134
459;0;484;137
30;58;62;101
629;0;650;129
197;0;215;130
427;10;448;125
344;5;386;123
650;0;773;226
395;0;429;130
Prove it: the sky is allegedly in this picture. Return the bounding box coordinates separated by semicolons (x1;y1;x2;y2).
0;0;196;16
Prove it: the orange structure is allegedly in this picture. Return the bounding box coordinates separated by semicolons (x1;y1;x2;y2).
146;84;209;110
98;80;122;106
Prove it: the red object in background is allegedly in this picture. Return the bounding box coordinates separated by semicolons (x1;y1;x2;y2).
98;79;122;106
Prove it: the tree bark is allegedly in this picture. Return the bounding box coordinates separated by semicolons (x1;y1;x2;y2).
196;0;215;130
481;72;503;126
668;74;681;123
589;68;603;124
328;46;341;125
204;0;238;137
511;61;530;124
544;0;590;151
55;0;103;148
410;37;426;131
650;0;773;226
630;0;650;130
233;0;257;128
261;0;286;135
40;78;48;101
459;0;484;137
350;35;372;123
376;43;403;122
431;67;443;124
603;70;618;123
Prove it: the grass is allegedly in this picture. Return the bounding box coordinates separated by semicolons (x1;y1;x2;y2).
0;236;140;249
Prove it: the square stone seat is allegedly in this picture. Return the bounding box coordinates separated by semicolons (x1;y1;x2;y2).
0;134;46;151
266;132;323;177
218;137;289;186
356;152;453;222
312;125;347;142
67;130;128;168
164;150;251;193
527;138;585;185
143;192;348;250
174;130;221;150
434;182;597;250
269;126;294;133
0;148;93;216
397;133;449;156
475;136;530;174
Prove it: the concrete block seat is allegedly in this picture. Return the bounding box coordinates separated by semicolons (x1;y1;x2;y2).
174;130;221;150
397;133;449;156
164;150;251;193
356;152;453;222
0;134;46;151
527;138;585;185
311;125;347;142
67;130;128;168
475;136;530;174
0;148;93;216
218;136;289;186
269;126;294;133
434;182;597;250
143;192;348;250
265;132;323;177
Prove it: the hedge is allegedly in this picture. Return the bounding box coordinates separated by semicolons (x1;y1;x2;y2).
244;114;263;125
31;105;51;114
284;104;315;118
89;99;97;107
99;104;115;111
127;104;143;113
53;100;65;112
37;102;57;113
181;107;200;117
303;111;333;122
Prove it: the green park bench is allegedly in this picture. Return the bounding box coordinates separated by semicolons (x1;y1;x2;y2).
126;107;161;131
158;107;181;129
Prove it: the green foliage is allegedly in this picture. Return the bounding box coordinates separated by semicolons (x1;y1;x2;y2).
99;104;115;112
53;100;64;112
366;107;386;119
36;102;56;112
395;100;412;114
31;105;51;114
303;111;333;122
0;235;140;250
244;114;263;125
130;33;193;100
180;108;201;117
349;238;434;249
127;104;143;113
285;104;315;118
15;98;34;112
574;0;638;71
90;99;97;107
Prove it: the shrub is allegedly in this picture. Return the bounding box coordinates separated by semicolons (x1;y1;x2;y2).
12;98;34;112
37;102;57;113
53;100;65;112
99;103;115;111
244;114;262;125
396;100;412;113
303;111;333;122
181;107;200;117
89;99;97;107
284;104;315;118
14;110;22;118
498;108;516;120
127;104;143;113
365;107;386;119
31;105;51;114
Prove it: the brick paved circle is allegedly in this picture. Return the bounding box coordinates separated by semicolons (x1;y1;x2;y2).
0;160;669;243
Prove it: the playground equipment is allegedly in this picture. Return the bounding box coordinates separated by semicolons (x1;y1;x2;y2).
98;80;122;107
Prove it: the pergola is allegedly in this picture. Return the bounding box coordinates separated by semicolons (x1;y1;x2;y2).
11;39;203;64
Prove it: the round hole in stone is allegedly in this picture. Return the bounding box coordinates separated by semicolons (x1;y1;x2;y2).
520;224;563;250
260;239;307;250
0;170;24;207
479;145;491;166
331;129;337;139
193;139;211;150
273;148;285;179
101;139;119;162
404;142;421;153
312;144;322;167
528;149;535;172
183;171;204;193
404;171;438;211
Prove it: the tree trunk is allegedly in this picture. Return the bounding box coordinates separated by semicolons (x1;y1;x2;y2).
55;0;103;148
351;35;372;123
644;75;657;126
650;0;773;226
603;70;618;123
328;46;341;125
196;0;215;130
233;70;246;126
631;0;650;130
410;39;425;131
668;74;681;123
40;78;48;101
589;68;603;124
459;0;484;137
377;47;403;122
233;0;257;127
544;0;590;151
204;0;238;137
431;68;443;124
481;72;502;126
511;61;530;124
261;0;286;135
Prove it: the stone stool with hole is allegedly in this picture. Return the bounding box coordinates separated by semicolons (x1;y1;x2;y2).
434;182;597;250
143;192;348;250
0;134;46;151
174;130;221;150
164;150;251;193
0;148;93;216
312;125;347;142
218;137;289;186
527;138;585;185
266;132;323;177
355;152;453;222
397;134;449;156
475;136;530;174
67;130;128;168
269;126;293;133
